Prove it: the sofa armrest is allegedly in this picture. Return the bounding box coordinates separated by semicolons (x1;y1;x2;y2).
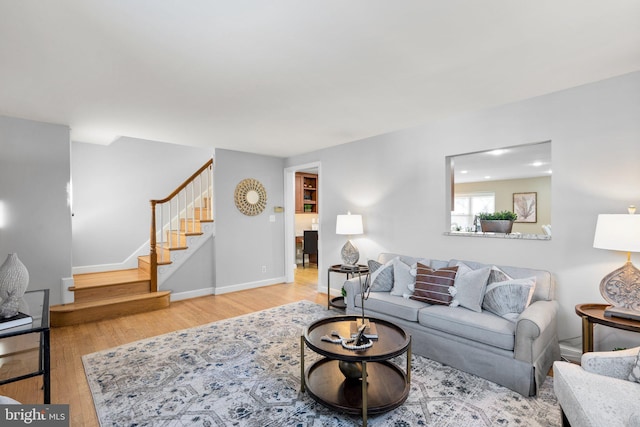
514;300;558;363
343;277;362;311
581;346;640;380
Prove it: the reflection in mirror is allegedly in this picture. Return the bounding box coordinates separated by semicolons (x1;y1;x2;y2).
246;190;260;204
446;141;551;239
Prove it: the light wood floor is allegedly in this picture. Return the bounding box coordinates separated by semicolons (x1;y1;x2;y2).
0;266;322;427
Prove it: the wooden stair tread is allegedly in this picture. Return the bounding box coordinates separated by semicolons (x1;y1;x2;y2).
51;291;171;312
138;255;172;266
72;269;150;290
161;244;188;251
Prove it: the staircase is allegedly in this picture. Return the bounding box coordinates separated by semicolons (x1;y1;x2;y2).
50;159;214;327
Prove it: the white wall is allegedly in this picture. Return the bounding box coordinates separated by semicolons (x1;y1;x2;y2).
71;137;213;268
213;149;285;293
0;115;72;306
285;71;640;349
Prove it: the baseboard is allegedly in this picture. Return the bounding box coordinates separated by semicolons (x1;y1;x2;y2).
560;338;583;363
169;287;215;302
213;277;287;295
61;277;74;304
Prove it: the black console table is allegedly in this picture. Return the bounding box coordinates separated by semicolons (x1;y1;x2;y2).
0;289;50;403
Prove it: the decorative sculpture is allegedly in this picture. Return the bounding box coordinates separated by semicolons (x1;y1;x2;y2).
0;253;29;318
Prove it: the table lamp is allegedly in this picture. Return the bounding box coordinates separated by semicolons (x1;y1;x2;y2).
593;206;640;320
336;212;363;266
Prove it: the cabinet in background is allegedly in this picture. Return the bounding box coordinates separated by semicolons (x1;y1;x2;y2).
296;172;318;213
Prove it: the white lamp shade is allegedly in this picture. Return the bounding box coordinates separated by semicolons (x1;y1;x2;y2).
336;214;363;235
593;214;640;253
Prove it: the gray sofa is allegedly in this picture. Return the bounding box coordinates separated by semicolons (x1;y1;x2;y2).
343;253;560;396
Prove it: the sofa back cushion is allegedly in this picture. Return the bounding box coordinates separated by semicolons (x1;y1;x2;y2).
378;253;448;270
449;259;555;302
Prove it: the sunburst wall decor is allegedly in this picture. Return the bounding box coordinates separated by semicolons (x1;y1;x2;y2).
234;178;267;216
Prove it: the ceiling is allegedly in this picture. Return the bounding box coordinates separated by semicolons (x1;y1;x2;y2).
1;1;639;158
452;141;551;183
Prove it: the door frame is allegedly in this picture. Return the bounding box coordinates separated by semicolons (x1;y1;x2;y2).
284;161;322;285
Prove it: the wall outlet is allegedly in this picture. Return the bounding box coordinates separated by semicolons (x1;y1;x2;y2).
261;265;267;273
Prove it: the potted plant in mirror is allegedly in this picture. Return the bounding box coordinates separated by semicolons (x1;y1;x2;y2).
478;211;518;234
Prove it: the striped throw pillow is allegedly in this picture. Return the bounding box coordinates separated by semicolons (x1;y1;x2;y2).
410;263;458;305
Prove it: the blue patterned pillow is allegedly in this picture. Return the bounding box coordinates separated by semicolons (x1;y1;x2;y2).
482;277;536;321
367;259;394;292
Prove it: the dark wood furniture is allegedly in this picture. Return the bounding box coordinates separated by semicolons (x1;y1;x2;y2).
301;315;411;426
575;303;640;353
295;172;318;213
0;289;50;403
327;264;369;310
302;230;318;268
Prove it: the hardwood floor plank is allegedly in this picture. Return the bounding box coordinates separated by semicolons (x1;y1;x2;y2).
0;267;323;427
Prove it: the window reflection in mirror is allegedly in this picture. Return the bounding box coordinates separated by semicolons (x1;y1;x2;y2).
446;141;551;237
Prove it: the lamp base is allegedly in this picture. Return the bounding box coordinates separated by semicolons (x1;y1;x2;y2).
599;260;640;312
604;306;640;321
341;239;359;265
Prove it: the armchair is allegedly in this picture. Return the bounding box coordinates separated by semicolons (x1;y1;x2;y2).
553;347;640;426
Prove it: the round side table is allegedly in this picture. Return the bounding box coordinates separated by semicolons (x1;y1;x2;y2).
575;303;640;353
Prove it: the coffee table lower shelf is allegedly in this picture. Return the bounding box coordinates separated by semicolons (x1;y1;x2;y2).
304;358;409;415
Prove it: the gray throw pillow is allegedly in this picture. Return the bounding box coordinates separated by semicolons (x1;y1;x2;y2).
390;257;417;297
367;259;394;292
488;266;512;284
482;277;536;321
451;263;492;312
629;352;640;383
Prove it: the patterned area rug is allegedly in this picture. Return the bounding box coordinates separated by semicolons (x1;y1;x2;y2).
82;300;561;426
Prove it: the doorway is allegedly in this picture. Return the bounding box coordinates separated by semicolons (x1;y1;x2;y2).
284;162;321;290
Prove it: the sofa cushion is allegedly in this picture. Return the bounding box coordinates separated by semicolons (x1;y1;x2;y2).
378;253;423;266
356;292;430;322
482;277;536;321
367;259;394;292
410;264;458;305
449;259;554;302
390;257;416;297
452;263;491;312
418;305;516;350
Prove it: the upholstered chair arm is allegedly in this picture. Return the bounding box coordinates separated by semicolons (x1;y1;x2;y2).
514;300;558;363
342;277;362;311
581;347;640;380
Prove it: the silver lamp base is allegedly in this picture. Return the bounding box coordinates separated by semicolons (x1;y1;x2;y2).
599;260;640;319
340;239;359;265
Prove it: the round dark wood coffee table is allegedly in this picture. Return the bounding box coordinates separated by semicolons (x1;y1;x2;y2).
300;315;411;426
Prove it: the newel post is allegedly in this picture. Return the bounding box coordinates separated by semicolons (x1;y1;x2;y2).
150;200;158;292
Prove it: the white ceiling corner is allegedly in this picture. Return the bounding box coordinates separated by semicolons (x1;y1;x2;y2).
0;0;639;157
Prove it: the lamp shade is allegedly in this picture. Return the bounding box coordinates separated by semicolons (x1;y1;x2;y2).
593;214;640;253
336;213;363;235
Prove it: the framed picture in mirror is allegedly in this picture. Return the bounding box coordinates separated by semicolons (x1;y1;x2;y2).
513;192;537;223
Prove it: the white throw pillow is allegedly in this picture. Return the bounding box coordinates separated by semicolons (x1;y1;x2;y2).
451;263;492;312
390;257;417;297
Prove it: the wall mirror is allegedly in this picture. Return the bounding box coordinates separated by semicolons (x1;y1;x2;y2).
445;141;552;239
